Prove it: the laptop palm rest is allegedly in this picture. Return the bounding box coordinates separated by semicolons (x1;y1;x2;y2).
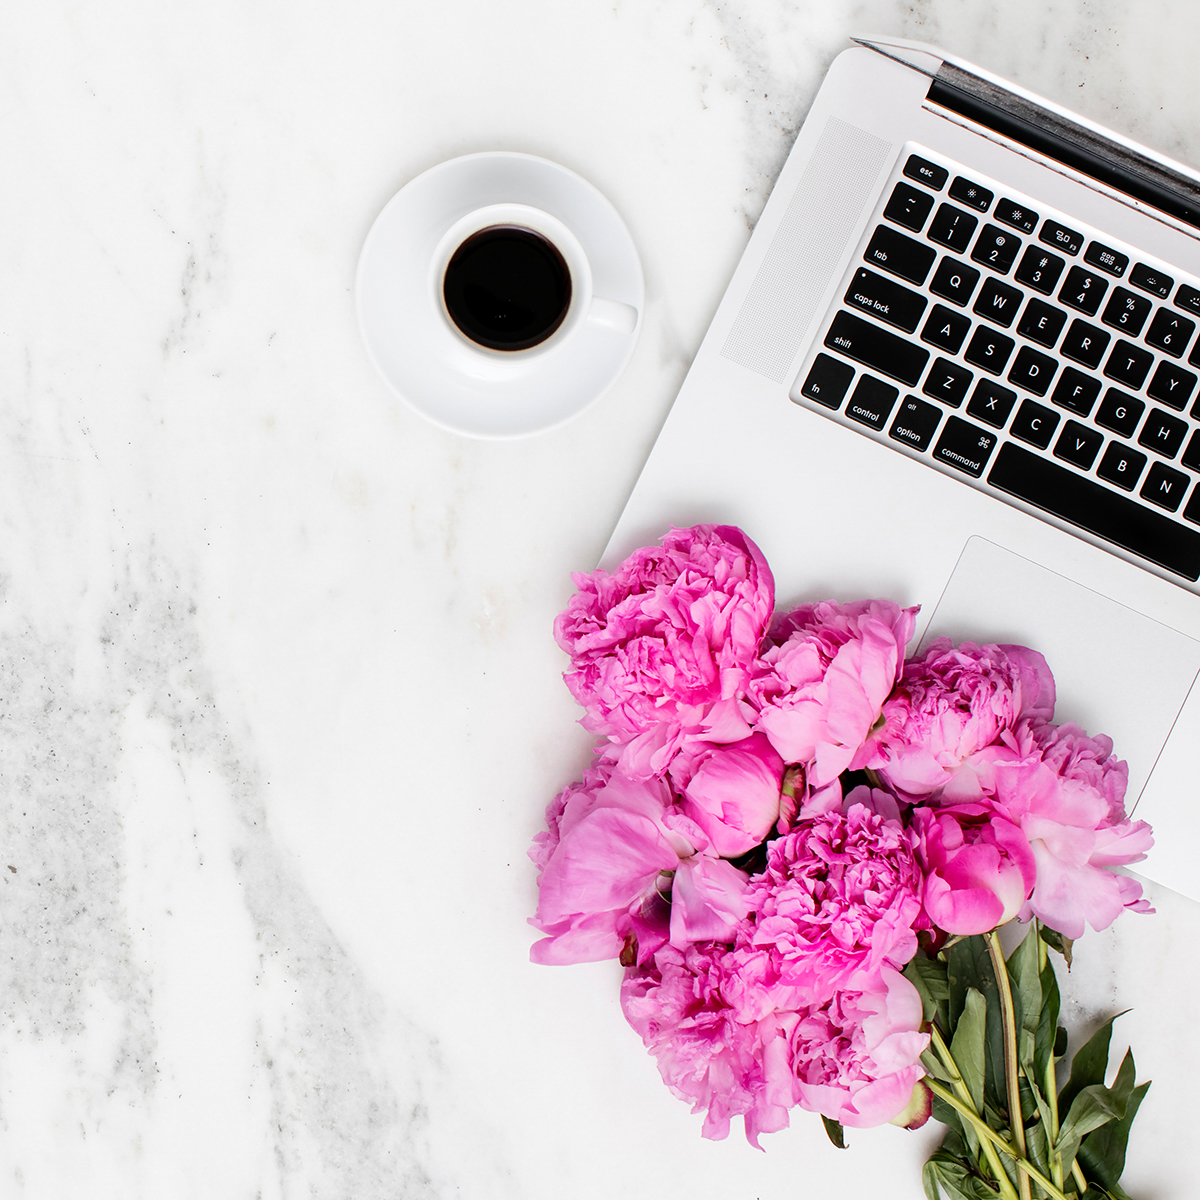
920;536;1200;902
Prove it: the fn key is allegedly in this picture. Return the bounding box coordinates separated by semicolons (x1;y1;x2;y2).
796;353;854;409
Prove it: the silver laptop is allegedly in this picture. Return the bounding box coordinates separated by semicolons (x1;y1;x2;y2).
603;36;1200;904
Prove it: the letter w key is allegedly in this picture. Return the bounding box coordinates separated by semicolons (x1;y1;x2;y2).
972;278;1023;328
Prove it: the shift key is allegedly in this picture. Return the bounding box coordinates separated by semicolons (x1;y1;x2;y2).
825;311;930;387
844;268;928;333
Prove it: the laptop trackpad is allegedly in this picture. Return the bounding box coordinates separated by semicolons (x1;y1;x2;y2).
920;537;1200;872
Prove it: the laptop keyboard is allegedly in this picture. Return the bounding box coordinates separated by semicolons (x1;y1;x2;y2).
791;145;1200;583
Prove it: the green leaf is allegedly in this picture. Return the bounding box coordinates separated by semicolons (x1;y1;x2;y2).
1034;959;1063;1088
951;987;988;1114
1058;1013;1128;1118
1058;1082;1126;1146
1078;1074;1150;1191
946;936;1009;1114
821;1114;846;1149
1039;923;1074;968
1007;925;1043;1046
906;954;951;1025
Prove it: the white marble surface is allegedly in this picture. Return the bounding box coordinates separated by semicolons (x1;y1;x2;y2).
2;1;1199;1196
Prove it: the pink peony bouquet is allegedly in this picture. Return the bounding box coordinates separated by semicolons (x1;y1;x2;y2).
531;526;1156;1200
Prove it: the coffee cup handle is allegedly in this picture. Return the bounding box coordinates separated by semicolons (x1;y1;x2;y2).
586;296;639;335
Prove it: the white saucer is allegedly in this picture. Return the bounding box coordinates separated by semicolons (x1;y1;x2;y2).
356;152;644;439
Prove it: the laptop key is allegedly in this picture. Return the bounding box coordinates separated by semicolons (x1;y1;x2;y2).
844;375;900;431
1104;340;1154;389
1060;319;1110;369
922;358;974;408
825;311;929;386
1010;399;1059;449
966;380;1017;429
798;353;854;409
1040;220;1083;256
972;278;1023;328
1054;420;1104;470
1182;430;1200;473
1101;287;1151;335
1146;360;1197;410
1130;263;1173;299
1146;308;1195;357
884;182;935;233
964;326;1015;374
971;224;1021;274
995;199;1038;234
1017;298;1067;347
903;155;948;191
1007;345;1057;395
1084;241;1129;277
1138;408;1189;459
1185;485;1200;527
933;416;998;476
889;395;942;451
863;225;936;285
920;305;971;354
987;442;1200;581
1014;246;1065;294
1059;266;1109;315
1095;388;1145;438
928;204;978;254
1175;283;1200;316
929;257;981;306
844;268;928;333
1097;442;1147;491
949;176;993;211
1051;367;1101;417
1141;462;1190;512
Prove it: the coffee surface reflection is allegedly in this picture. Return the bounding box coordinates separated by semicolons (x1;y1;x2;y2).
442;225;572;351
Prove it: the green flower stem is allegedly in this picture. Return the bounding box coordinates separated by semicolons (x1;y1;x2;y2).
930;1026;1020;1200
927;1080;1070;1200
1071;1161;1088;1193
987;930;1033;1200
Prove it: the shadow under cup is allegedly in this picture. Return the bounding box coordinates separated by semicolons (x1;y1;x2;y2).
441;225;573;352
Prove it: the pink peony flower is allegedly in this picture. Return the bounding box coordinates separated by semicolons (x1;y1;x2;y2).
760;966;929;1128
866;639;1056;801
620;942;790;1147
720;802;922;1021
669;733;785;858
749;600;917;788
553;525;774;775
911;801;1037;935
987;723;1153;940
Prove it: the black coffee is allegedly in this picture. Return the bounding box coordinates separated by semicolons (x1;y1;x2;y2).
442;225;572;351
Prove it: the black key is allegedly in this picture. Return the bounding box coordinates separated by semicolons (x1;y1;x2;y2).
1060;319;1110;369
1097;442;1147;491
825;311;930;386
1059;266;1109;315
971;224;1022;274
930;257;981;307
844;268;928;333
964;326;1015;374
1040;220;1084;256
1147;360;1198;411
1185;485;1200;527
799;354;854;409
928;204;979;254
903;155;948;190
1176;284;1200;316
844;375;900;431
884;182;936;233
1182;430;1200;472
1141;462;1190;512
995;199;1038;234
987;441;1200;580
966;380;1018;428
1095;388;1145;438
889;395;942;451
1084;241;1129;277
1101;287;1152;336
863;225;937;285
1054;419;1104;469
933;416;998;476
1104;340;1154;389
1146;308;1195;357
923;358;974;408
1051;367;1102;417
1130;263;1173;298
1138;408;1189;459
949;176;993;211
1015;246;1066;294
1010;399;1060;449
920;304;971;354
1017;299;1067;347
972;278;1023;328
1007;345;1057;396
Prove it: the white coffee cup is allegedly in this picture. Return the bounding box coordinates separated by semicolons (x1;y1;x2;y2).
429;203;638;364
